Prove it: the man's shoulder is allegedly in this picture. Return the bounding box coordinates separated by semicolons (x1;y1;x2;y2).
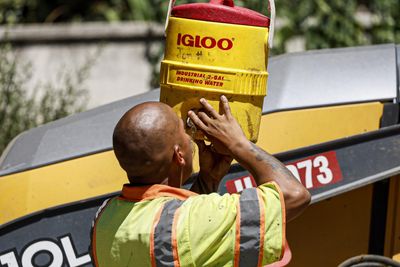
181;192;239;212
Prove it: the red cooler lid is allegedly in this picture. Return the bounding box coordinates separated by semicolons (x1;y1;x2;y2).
171;0;270;28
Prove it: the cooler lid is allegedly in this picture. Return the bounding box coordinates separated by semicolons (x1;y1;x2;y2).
171;0;270;28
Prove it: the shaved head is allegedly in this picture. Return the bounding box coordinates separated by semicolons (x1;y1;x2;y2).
113;102;192;184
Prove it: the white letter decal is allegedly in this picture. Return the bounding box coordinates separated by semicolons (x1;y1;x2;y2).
60;236;91;267
21;241;63;267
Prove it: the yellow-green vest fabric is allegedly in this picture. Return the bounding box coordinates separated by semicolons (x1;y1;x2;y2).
91;182;285;267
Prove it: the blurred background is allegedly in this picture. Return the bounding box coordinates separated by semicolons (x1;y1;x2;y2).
0;0;399;155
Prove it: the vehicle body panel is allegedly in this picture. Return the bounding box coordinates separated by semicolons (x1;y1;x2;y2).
0;44;399;267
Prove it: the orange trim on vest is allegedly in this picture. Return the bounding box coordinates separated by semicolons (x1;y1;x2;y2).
172;207;182;267
91;228;99;267
257;189;266;267
233;200;241;267
120;184;198;201
150;203;165;267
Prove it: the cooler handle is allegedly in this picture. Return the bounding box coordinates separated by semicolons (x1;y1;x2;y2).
164;0;176;34
165;0;276;48
268;0;275;48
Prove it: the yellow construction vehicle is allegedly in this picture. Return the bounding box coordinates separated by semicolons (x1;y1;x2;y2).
0;44;399;267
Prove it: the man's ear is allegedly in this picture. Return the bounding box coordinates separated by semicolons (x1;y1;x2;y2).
173;145;186;166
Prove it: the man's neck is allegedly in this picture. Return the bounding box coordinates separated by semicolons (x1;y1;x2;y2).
128;176;169;186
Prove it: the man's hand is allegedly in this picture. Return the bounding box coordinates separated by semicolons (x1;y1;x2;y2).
188;95;248;156
188;95;238;194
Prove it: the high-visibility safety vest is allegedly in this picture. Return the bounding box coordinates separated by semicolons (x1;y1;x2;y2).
91;182;285;267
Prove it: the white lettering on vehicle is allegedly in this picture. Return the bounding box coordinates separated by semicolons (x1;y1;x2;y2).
0;235;91;267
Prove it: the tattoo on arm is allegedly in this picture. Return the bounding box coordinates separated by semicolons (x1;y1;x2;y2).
249;142;292;176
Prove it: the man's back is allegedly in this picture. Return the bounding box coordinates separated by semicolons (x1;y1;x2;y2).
92;183;284;267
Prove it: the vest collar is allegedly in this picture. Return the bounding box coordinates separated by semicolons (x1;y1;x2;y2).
121;184;198;201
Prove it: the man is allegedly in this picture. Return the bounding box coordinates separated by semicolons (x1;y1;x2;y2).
91;95;310;267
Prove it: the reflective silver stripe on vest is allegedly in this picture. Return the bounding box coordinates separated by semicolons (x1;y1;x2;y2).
239;188;261;267
154;199;183;267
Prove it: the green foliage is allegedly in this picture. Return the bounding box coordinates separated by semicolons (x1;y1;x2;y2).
1;0;398;52
0;42;92;154
0;0;188;23
368;0;400;44
0;43;36;151
145;42;165;89
274;0;399;53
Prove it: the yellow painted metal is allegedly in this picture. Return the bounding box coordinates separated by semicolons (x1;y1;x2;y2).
394;254;400;262
160;16;269;141
0;102;384;226
256;102;383;154
287;185;373;267
384;176;400;259
0;151;126;225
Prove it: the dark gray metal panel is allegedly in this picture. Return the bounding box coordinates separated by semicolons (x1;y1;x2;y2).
311;133;400;202
220;125;400;203
264;44;397;113
1;44;398;175
397;45;400;101
0;89;159;175
380;103;399;127
0;202;99;267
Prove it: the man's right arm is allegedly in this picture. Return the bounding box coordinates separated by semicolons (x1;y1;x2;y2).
188;95;311;221
229;139;310;221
